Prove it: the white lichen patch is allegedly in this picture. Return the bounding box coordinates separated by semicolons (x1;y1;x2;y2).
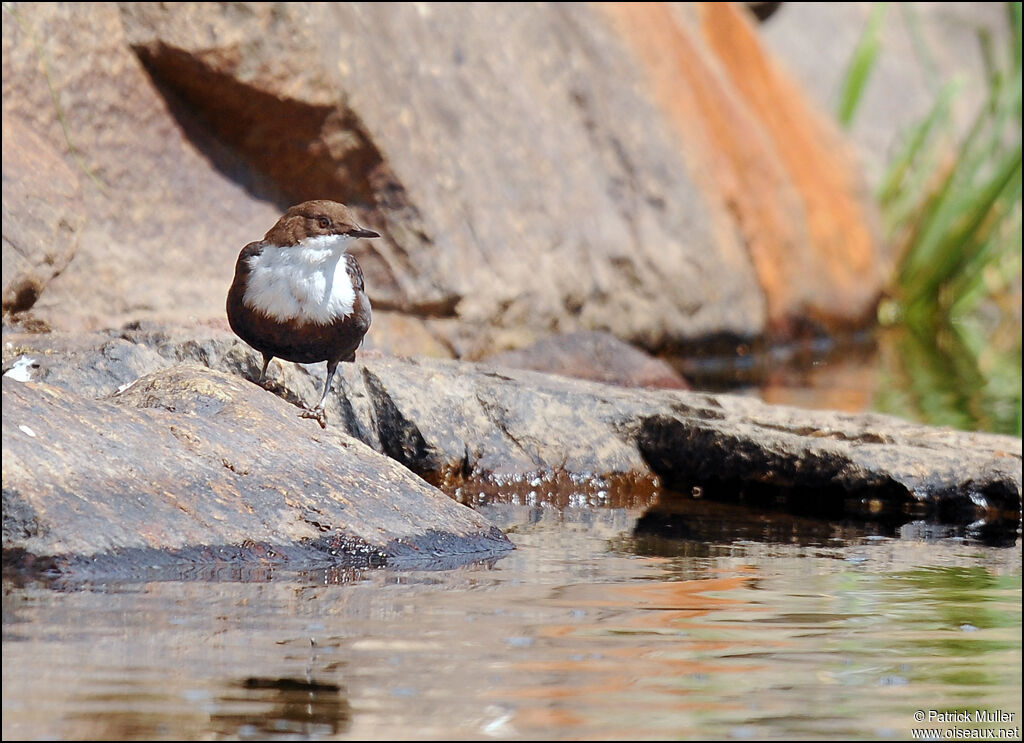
3;356;39;382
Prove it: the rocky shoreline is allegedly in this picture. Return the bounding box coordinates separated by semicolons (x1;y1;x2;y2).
4;326;1020;576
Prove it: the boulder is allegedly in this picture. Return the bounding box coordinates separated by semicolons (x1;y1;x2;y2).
1;116;84;315
481;331;689;389
1;2;283;331
600;2;882;332
2;364;511;575
3;2;883;350
337;354;1021;527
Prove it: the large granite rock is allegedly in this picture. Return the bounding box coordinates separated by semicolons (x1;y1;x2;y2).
5;327;1019;534
1;2;283;331
337;354;1021;526
600;2;882;332
2;363;511;575
1;116;84;315
3;2;882;352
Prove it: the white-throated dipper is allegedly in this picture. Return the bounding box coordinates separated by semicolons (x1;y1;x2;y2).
227;200;378;428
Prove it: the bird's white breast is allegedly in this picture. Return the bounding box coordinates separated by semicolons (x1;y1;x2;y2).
242;234;356;325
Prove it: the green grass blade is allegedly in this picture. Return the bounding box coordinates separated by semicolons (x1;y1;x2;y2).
837;3;890;127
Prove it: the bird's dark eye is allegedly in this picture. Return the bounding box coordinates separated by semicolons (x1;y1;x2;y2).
316;216;330;229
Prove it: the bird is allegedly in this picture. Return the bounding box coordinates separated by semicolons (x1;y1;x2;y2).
226;200;379;428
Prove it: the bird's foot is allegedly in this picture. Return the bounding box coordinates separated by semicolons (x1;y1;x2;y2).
299;405;328;429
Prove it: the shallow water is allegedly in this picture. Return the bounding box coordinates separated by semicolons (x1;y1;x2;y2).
3;495;1021;740
669;326;1022;436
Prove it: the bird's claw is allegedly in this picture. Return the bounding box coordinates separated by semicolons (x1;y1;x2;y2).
300;406;328;429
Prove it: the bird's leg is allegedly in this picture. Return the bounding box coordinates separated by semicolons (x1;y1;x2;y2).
300;359;339;429
256;353;273;386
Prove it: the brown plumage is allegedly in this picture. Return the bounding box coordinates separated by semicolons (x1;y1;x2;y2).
226;200;378;427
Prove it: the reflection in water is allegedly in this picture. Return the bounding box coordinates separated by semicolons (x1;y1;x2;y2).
631;491;1021;550
633;493;894;547
213;677;350;739
874;324;1022;437
2;498;1020;740
664;326;1022;436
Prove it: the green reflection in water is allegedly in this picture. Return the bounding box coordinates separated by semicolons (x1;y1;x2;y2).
866;565;1023;698
875;323;1022;436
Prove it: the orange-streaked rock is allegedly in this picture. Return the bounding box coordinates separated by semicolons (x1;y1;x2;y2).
600;2;882;332
4;2;883;349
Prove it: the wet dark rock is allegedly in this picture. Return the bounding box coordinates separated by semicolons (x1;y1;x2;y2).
635;414;1021;523
2;364;511;575
482;331;689;390
745;2;783;23
4;327;1020;534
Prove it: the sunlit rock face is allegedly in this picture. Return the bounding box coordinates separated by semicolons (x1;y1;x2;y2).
4;2;882;350
2;362;512;573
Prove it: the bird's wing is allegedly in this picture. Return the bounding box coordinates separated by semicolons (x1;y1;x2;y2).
234;241;265;276
345;252;365;293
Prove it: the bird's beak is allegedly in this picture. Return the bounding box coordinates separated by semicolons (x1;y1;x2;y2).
348;228;380;239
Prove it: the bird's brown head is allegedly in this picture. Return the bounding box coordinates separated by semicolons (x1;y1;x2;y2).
263;200;380;247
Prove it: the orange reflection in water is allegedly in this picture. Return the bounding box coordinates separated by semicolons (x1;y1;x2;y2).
488;573;770;717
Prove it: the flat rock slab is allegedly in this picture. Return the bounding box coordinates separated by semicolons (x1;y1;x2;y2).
2;364;511;575
4;327;1022;536
338;355;1021;523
